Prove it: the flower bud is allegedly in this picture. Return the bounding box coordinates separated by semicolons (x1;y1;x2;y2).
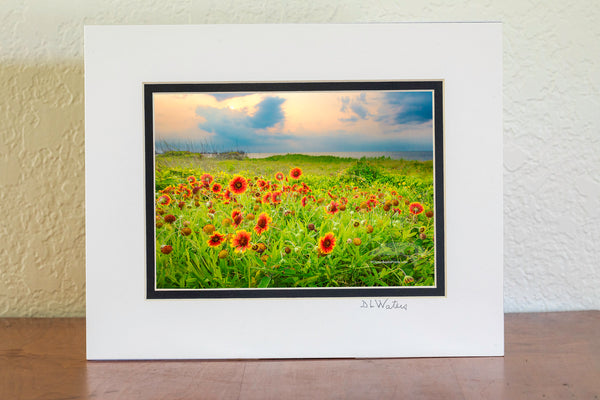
160;245;172;254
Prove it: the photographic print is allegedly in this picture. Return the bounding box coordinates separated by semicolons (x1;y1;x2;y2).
145;81;444;298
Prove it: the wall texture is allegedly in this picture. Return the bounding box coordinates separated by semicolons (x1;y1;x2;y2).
0;1;598;316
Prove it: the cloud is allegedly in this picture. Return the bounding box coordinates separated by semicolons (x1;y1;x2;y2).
379;92;433;125
340;96;350;112
194;95;287;150
208;93;252;102
249;97;286;129
339;94;370;123
350;102;368;119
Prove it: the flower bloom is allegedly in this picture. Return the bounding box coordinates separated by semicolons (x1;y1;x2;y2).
187;176;197;184
271;191;282;204
231;210;244;228
256;179;267;190
207;232;226;247
157;194;171;206
164;214;176;223
261;192;272;204
326;201;339;215
275;172;284;181
254;212;272;235
318;232;336;255
290;167;302;179
228;175;248;195
181;187;193;198
223;190;232;203
200;173;213;186
211;183;222;194
301;196;308;207
409;202;424;215
231;230;252;252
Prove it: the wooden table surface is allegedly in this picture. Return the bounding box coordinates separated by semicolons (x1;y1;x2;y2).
0;311;598;399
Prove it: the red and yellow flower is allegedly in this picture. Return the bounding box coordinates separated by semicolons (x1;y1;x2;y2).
409;202;424;215
207;232;226;247
261;192;272;204
157;194;171;206
290;167;302;179
211;183;222;194
228;175;248;195
254;212;272;235
187;176;197;184
326;201;339;215
231;209;244;228
256;179;267;190
301;196;308;207
271;191;282;204
181;187;192;198
200;173;213;187
231;230;252;252
318;232;336;255
275;172;284;181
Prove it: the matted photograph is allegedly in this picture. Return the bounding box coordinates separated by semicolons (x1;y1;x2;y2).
87;24;503;359
145;81;444;298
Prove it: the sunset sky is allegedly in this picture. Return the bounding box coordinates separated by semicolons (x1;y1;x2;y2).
153;90;434;153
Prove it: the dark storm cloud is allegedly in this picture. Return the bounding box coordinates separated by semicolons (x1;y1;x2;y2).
379;92;433;125
195;95;287;150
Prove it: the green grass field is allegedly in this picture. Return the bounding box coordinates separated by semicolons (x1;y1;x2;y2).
154;152;436;289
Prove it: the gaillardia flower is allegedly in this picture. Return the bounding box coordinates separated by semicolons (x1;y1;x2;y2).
231;210;244;228
261;192;272;204
271;191;282;204
318;232;336;255
254;212;272;235
256;179;267;190
275;172;285;181
160;245;172;254
157;194;171;206
326;201;339;215
203;224;215;235
200;173;213;186
290;167;302;179
231;230;252;252
228;175;248;195
211;183;222;193
409;202;424;215
187;176;197;184
207;232;226;247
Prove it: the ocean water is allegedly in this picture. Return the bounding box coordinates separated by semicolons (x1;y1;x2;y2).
246;151;433;161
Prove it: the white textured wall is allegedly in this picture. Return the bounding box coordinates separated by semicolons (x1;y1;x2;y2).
0;1;598;316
